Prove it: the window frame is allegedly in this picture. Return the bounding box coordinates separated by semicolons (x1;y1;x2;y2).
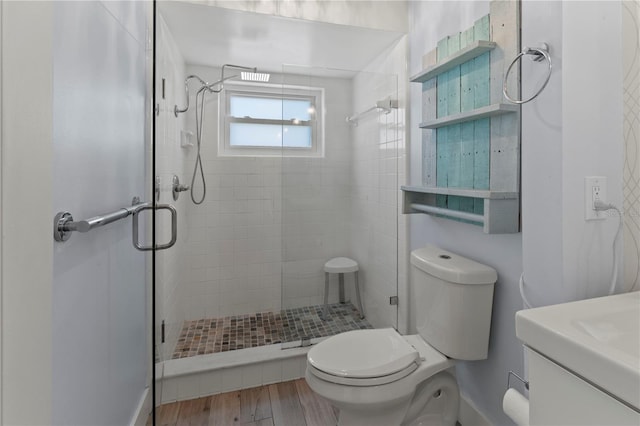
218;81;325;157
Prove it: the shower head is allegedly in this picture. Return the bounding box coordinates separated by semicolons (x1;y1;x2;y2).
240;71;271;82
221;64;269;83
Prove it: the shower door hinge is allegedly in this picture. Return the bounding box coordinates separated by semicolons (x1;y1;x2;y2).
162;78;166;99
389;296;398;306
161;320;166;344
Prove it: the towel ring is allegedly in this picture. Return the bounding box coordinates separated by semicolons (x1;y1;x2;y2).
503;44;552;104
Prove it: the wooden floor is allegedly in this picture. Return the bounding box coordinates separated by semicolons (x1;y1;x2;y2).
151;379;339;426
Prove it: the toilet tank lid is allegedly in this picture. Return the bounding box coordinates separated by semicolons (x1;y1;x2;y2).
411;245;497;285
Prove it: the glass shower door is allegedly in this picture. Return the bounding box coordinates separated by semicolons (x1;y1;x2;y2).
280;64;400;349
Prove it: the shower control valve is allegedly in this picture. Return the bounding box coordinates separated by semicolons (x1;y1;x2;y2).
172;175;190;201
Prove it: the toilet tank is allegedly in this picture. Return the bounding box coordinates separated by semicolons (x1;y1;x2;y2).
411;245;497;361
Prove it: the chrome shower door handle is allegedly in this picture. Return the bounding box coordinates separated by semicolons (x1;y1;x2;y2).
132;204;178;251
155;204;178;250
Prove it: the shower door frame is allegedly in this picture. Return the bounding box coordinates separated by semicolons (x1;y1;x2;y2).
151;1;158;423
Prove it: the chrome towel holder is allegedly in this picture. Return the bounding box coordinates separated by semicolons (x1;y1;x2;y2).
346;96;398;125
503;43;552;104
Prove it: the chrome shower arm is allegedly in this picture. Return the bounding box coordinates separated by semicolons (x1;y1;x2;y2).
219;64;257;91
221;64;257;78
174;75;210;117
199;74;239;94
174;65;261;116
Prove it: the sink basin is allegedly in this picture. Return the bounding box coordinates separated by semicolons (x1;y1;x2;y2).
516;291;640;410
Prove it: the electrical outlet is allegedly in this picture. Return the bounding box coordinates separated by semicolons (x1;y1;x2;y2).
585;176;607;220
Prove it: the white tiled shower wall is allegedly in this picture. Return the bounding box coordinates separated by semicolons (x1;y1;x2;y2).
350;38;407;330
156;16;189;359
178;66;353;319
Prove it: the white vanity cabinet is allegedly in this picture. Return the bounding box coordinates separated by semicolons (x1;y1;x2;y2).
527;348;640;425
515;292;640;425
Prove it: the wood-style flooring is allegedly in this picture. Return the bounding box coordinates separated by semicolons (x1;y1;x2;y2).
152;379;339;426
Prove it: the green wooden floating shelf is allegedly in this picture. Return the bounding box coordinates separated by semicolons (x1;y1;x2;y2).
407;7;520;234
419;103;519;129
410;40;497;83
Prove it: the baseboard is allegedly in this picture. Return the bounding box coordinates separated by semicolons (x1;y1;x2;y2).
458;393;492;426
131;387;152;426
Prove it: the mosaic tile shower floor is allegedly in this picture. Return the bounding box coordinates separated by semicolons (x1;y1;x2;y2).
172;302;372;359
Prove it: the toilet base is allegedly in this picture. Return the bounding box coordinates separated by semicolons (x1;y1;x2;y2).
337;399;412;426
402;371;459;426
405;413;452;426
307;369;459;426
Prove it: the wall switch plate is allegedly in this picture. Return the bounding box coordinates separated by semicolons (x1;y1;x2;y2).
585;176;607;220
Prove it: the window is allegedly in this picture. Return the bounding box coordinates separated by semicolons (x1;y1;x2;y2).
219;82;324;157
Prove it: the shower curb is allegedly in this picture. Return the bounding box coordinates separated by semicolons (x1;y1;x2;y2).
158;343;316;403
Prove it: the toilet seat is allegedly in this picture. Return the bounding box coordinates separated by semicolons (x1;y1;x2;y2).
307;329;453;389
308;328;421;385
308;362;419;387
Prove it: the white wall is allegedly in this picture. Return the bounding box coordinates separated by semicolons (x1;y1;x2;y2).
1;2;54;424
521;0;624;305
351;38;407;330
51;2;150;424
409;1;627;424
560;1;624;301
519;0;564;310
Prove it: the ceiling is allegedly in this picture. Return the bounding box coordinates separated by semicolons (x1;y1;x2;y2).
158;1;405;77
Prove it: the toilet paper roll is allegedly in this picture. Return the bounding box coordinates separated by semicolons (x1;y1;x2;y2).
503;388;530;426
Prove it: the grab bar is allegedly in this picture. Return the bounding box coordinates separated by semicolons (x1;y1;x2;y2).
54;203;144;237
53;198;178;251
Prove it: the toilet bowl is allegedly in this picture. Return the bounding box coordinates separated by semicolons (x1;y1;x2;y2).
305;245;497;426
306;329;458;426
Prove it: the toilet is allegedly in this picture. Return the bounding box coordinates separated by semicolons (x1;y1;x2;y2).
305;245;497;426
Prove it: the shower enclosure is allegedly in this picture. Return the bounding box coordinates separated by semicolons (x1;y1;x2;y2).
153;0;404;408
